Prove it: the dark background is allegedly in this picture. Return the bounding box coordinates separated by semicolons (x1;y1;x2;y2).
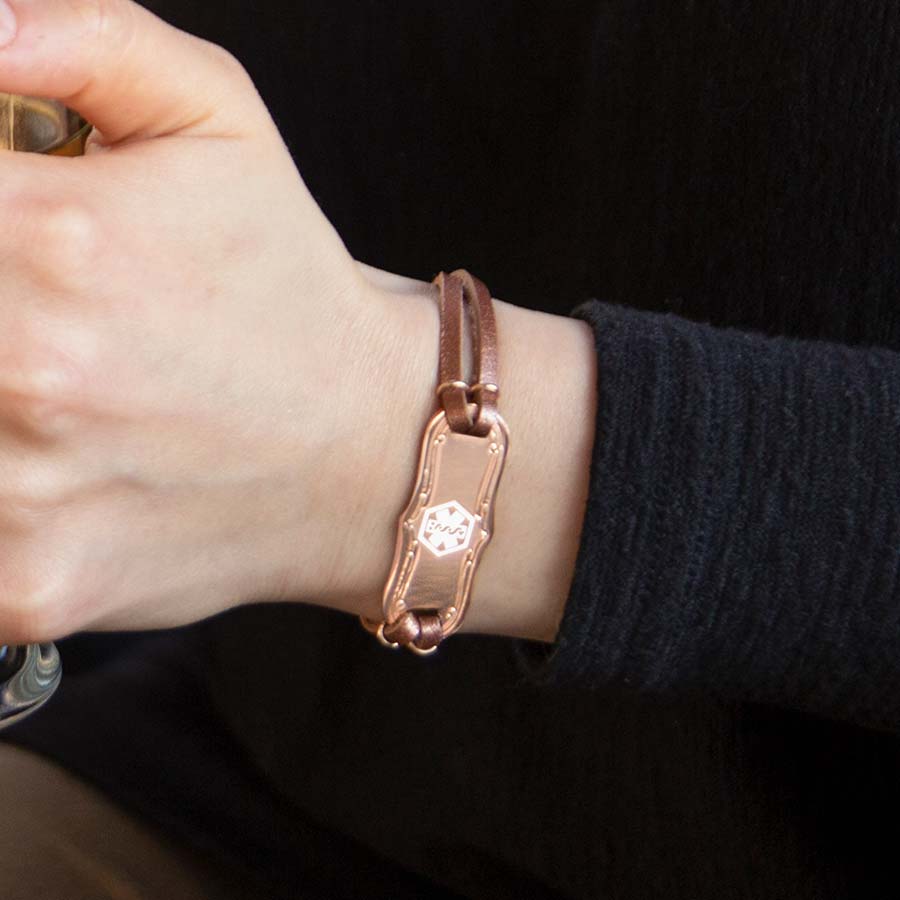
139;0;900;349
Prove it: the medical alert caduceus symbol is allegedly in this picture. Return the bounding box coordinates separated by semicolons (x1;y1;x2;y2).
419;501;476;557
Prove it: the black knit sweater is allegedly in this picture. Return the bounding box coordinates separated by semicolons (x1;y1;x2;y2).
526;299;900;733
5;2;900;898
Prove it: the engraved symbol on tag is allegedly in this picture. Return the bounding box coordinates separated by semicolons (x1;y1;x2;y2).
419;501;475;557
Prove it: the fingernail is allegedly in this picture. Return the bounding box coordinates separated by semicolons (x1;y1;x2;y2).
0;0;17;49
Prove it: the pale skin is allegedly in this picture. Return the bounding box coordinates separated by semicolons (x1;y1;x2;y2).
0;0;596;647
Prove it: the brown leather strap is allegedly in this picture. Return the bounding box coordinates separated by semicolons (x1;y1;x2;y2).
435;272;471;433
382;610;444;652
435;270;500;437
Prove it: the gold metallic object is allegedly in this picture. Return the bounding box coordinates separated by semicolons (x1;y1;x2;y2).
0;93;92;155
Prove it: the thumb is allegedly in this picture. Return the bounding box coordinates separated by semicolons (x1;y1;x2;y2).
0;0;262;145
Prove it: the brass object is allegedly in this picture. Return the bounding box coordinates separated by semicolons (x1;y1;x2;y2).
0;93;92;155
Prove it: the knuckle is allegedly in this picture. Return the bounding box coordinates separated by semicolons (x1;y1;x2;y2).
62;0;140;120
29;202;102;285
70;0;133;48
0;336;88;439
10;395;79;441
202;40;250;80
9;593;61;645
1;460;70;514
0;555;71;644
197;40;260;102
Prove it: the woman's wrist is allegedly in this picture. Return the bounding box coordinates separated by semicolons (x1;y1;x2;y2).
315;265;597;645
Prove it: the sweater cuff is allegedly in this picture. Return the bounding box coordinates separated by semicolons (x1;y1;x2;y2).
513;296;900;732
514;298;749;690
516;300;848;694
514;298;667;686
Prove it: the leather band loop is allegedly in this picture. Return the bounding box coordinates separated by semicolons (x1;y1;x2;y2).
381;611;420;646
435;272;472;433
435;270;500;436
412;613;444;652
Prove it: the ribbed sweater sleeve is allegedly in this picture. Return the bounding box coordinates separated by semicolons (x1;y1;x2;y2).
517;300;900;731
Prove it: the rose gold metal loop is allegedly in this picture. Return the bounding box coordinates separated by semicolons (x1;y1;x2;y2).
436;380;470;398
469;382;499;399
374;622;401;650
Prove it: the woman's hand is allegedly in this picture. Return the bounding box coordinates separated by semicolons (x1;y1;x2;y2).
0;0;424;641
0;0;596;647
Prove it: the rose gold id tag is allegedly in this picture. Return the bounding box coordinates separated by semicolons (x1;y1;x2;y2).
376;408;509;648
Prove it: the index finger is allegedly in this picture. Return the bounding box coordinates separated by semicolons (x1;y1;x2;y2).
0;0;264;145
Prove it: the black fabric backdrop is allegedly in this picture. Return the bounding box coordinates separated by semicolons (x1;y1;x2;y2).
144;0;900;347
